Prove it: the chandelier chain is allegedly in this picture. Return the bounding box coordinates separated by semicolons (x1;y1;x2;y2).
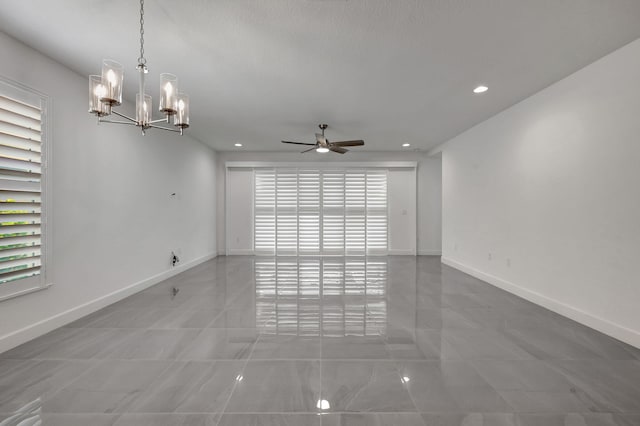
138;0;146;65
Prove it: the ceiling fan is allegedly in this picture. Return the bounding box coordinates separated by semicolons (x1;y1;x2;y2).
282;124;365;154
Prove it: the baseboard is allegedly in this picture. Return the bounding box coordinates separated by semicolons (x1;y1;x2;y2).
418;250;442;256
0;252;217;354
441;256;640;349
226;249;254;255
219;249;441;257
388;249;416;255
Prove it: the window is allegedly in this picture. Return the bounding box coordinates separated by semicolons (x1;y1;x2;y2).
0;78;50;301
254;168;388;256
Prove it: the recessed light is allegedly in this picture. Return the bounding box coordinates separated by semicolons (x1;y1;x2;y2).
473;85;489;94
234;143;243;147
402;143;410;147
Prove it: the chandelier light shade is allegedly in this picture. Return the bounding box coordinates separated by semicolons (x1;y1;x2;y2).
89;75;109;117
100;60;123;106
88;0;190;136
136;93;152;127
159;73;178;114
174;94;190;129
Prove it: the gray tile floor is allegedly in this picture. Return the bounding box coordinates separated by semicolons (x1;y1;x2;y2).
1;256;640;425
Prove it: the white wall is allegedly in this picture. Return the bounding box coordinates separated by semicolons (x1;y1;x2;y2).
440;38;640;348
0;32;218;353
226;168;253;255
217;152;442;256
419;153;442;256
387;168;417;255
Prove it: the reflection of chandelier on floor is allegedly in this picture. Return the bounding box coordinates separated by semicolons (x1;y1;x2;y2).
88;0;189;136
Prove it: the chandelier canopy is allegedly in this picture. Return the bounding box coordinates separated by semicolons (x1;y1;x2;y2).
88;0;190;135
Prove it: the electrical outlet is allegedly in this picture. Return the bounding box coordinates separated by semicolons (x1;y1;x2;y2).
488;253;492;261
506;258;511;267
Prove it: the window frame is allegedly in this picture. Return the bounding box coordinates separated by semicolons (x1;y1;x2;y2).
0;76;52;302
226;161;417;257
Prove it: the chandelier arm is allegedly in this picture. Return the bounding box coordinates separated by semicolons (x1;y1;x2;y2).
111;110;137;123
98;119;138;126
149;117;171;124
148;124;182;133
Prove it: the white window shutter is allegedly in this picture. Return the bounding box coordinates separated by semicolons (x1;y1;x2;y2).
275;169;298;256
345;170;366;256
254;169;276;255
253;168;388;256
321;170;345;256
366;170;388;255
0;95;43;286
297;170;320;255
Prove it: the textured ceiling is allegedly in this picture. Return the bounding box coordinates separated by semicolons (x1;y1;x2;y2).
1;0;640;152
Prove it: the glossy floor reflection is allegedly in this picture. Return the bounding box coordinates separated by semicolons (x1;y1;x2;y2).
1;256;640;425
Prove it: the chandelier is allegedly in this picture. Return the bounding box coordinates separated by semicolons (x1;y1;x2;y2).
88;0;190;135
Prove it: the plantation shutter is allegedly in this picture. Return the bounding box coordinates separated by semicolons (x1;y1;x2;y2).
365;170;388;255
297;170;320;255
321;170;345;255
254;169;276;255
345;170;366;255
0;95;43;285
275;169;298;255
253;168;388;256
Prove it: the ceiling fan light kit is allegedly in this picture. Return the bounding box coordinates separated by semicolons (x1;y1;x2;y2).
282;124;365;154
88;0;190;136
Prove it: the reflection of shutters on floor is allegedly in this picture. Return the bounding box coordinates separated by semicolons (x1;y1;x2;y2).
255;258;388;337
254;168;388;256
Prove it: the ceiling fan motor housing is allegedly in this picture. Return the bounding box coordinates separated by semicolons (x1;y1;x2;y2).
281;123;364;154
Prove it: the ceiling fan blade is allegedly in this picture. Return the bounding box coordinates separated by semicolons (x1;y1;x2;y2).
300;146;317;153
282;141;316;146
329;146;348;154
331;140;364;147
315;133;327;145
